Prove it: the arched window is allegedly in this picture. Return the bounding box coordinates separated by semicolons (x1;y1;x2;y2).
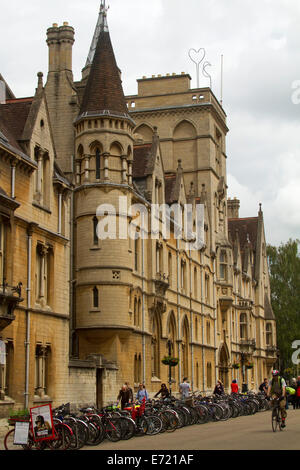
156;243;163;274
95;148;101;179
181;260;187;292
205;274;210;302
151;314;160;378
167;313;177;357
181;317;189;378
134;237;139;272
93;216;98;246
194;267;198;298
134;354;138;383
168;252;172;287
194;317;198;341
138;298;141;327
93;286;99;309
207;362;212;388
34;344;51;398
206;321;211;344
134;297;137;325
240;313;247;340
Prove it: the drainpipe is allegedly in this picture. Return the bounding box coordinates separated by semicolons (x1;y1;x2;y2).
189;249;194;390
177;238;181;382
70;156;75;358
58;190;63;235
141;230;146;383
25;224;33;409
11;161;16;199
213;257;218;385
200;251;205;392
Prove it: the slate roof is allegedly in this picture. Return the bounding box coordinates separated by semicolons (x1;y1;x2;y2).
228;217;258;251
132;144;154;179
79;29;130;119
0;98;33;153
228;217;259;275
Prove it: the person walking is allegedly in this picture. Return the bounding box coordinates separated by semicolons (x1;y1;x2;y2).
125;382;133;403
136;383;149;403
214;380;224;396
259;378;269;395
231;379;239;394
290;378;297;409
117;384;131;410
154;383;170;399
295;376;300;409
179;377;191;400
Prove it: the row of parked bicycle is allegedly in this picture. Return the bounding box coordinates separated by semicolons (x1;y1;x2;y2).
47;391;271;449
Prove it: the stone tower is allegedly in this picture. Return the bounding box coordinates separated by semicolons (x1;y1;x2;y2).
71;4;137;389
45;21;78;177
126;75;230;255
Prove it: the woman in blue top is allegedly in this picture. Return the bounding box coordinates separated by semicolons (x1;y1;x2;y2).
136;383;149;402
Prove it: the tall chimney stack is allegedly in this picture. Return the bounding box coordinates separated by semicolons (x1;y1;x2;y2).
227;197;240;218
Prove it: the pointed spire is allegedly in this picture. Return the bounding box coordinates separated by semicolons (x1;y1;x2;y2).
78;2;132;121
85;1;109;67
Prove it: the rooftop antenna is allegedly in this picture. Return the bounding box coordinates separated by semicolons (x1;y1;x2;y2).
188;48;205;88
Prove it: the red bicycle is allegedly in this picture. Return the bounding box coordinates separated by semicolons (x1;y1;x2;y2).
4;415;73;450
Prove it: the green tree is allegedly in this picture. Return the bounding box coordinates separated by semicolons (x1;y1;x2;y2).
267;239;300;372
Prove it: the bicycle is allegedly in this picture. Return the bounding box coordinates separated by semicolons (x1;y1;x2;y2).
4;415;73;450
271;397;283;432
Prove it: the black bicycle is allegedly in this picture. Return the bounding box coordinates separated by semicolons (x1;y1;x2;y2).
271;398;283;432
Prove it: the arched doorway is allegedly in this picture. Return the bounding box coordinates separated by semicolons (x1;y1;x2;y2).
181;317;189;379
218;343;230;389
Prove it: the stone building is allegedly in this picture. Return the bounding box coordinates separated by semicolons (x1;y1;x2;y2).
0;2;277;414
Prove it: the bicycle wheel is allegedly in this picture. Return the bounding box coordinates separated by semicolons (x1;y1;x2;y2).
4;428;40;450
105;418;122;442
135;416;148;436
145;415;163;435
160;411;179;432
117;416;136;440
272;408;279;432
194;405;209;424
4;429;22;450
48;422;73;450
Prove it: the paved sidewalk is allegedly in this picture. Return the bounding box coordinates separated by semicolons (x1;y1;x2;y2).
0;418;10;438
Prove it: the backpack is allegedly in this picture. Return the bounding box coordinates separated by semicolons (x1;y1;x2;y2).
270;376;283;395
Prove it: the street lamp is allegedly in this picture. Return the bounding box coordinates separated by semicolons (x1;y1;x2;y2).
240;351;248;393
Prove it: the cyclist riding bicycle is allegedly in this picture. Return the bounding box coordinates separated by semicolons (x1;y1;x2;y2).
267;369;287;428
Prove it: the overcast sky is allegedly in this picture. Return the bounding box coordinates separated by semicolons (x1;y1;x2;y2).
1;0;300;247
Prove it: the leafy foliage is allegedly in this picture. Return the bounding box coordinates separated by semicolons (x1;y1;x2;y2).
267;239;300;371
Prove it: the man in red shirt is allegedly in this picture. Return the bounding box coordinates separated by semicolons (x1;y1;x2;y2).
231;379;239;394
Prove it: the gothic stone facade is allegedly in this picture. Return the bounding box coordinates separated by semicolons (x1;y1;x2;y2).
0;10;277;415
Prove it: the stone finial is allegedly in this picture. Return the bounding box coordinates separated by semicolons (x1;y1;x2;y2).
36;72;44;95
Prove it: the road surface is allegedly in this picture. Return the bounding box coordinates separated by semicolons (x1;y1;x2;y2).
82;408;300;451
